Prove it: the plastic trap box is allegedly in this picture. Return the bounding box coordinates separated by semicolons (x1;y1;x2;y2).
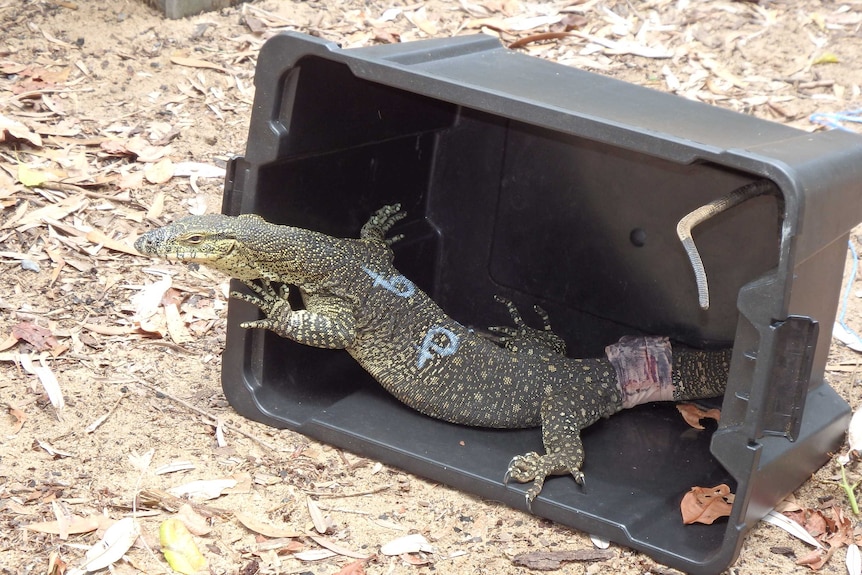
219;32;862;574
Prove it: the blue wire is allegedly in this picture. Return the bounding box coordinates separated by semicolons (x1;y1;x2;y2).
839;240;862;344
810;109;862;132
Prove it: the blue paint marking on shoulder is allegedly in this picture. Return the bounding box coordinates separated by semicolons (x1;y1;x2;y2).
361;265;416;298
417;326;460;369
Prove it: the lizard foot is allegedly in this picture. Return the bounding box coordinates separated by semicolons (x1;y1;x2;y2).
489;296;566;355
504;451;585;507
361;204;407;246
231;280;294;333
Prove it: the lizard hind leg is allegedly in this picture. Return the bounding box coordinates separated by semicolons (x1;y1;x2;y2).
488;295;566;356
505;387;600;506
505;427;586;506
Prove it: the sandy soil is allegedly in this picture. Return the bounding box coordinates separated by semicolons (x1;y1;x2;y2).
3;0;862;574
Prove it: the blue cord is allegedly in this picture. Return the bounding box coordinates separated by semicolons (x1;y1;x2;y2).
810;109;862;131
838;240;862;345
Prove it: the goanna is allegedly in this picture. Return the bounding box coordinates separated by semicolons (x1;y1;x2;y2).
135;205;731;503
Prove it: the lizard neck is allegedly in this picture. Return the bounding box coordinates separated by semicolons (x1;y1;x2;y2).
228;219;353;284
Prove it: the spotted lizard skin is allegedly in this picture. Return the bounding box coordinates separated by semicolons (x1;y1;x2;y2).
135;205;731;503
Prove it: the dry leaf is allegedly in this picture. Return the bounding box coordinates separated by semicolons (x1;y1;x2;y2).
680;484;734;525
176;505;213;536
380;533;434;556
234;511;303;538
512;549;615;570
8;405;27;434
76;517;140;572
85;228;140;256
332;560;367;575
0;114;42;147
170;55;229;73
12;322;59;352
848;544;861;575
308;535;371;560
294;549;337;561
307;497;328;534
144;158;175;184
19;354;64;410
676;403;721;429
24;514;108;535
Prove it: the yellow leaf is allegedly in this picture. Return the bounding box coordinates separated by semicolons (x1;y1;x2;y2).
812;52;839;65
17;164;52;187
160;518;207;574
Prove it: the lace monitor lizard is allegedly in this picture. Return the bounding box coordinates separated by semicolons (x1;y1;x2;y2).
135;202;739;503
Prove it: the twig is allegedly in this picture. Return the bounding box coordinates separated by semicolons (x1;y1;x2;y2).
37;180;138;204
131;377;280;453
302;485;391;498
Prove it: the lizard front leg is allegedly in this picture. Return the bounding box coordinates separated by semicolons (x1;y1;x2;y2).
232;280;356;349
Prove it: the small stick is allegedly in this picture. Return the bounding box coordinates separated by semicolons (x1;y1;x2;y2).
676;180;777;309
132;377;280;453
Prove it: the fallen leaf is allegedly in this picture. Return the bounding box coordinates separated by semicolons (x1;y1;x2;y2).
144;157;174;184
676;403;721;429
86;228;140;256
12;322;59;352
24;514;108;535
176;504;213;536
332;560;367;575
8;404;27;434
170;55;229;73
380;533;434;556
763;510;823;548
512;549;615;570
307;535;371;560
19;354;64;410
797;546;836;571
307;497;329;534
848;543;861;575
0;114;43;147
294;549;337;561
812;52;839;65
234;511;303;538
76;517;140;572
680;484;734;525
160;518;207;575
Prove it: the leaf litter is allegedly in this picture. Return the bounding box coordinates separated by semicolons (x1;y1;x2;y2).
4;0;862;574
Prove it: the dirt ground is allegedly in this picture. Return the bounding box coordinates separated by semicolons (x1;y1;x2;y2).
3;0;862;574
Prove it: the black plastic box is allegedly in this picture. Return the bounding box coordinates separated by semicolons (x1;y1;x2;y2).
220;32;862;574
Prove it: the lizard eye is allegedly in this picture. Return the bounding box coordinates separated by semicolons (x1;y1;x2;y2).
185;234;204;244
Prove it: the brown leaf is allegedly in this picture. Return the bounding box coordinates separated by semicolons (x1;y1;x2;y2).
785;509;829;540
680;484;734;525
7;405;27;434
677;403;721;429
12;322;59;352
796;546;838;571
512;549;615;570
331;560;367;575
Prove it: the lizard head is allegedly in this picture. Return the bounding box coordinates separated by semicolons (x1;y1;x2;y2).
135;213;276;281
